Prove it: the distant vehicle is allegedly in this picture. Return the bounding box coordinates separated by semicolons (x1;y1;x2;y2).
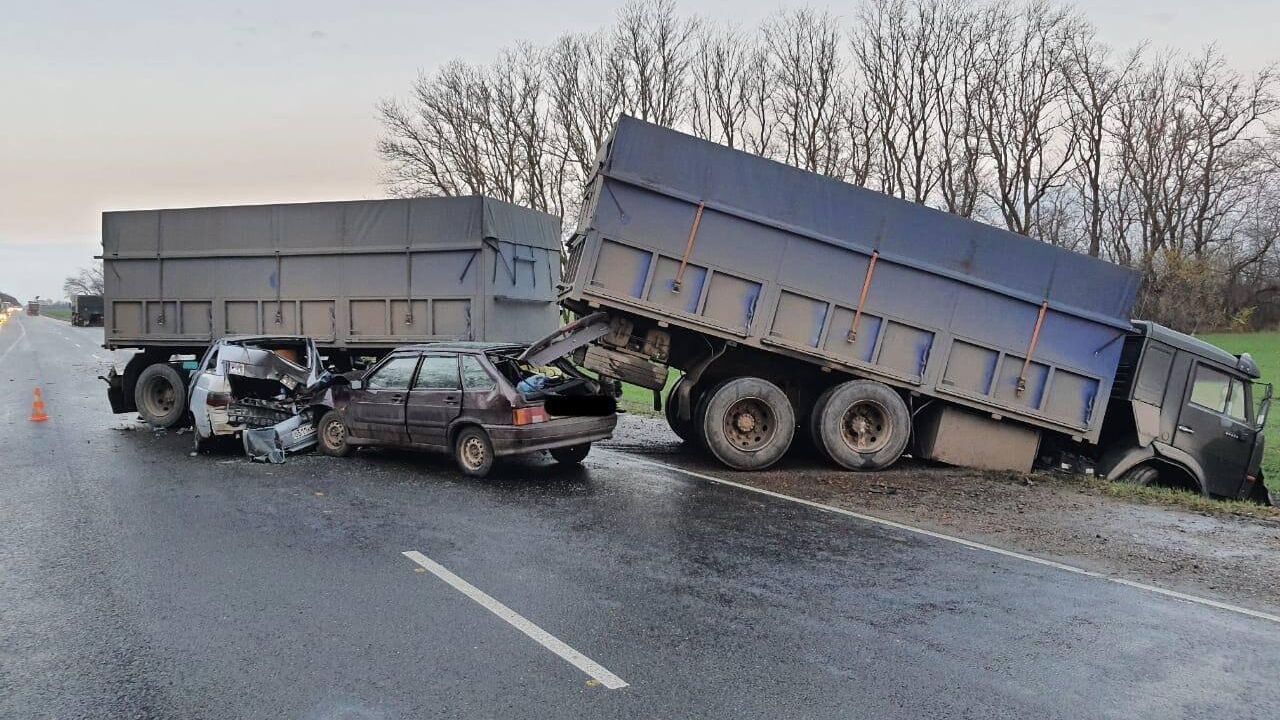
545;116;1271;503
71;294;104;326
317;342;617;477
100;196;563;429
26;301;40;316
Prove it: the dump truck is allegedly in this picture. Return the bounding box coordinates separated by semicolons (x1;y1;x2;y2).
71;294;104;326
26;301;40;316
542;117;1271;502
100;196;563;428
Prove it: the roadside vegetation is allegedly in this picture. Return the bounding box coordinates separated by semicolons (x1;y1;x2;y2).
41;307;72;322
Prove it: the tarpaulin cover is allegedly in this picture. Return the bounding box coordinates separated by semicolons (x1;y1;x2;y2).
601;116;1139;329
103;196;560;256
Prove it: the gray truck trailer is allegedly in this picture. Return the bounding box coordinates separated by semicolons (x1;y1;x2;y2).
72;294;104;326
101;196;562;427
544;116;1270;501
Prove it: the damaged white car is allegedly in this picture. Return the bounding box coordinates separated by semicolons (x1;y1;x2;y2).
189;336;337;462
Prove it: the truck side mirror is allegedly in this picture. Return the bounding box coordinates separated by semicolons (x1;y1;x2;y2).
1257;383;1273;430
350;379;364;391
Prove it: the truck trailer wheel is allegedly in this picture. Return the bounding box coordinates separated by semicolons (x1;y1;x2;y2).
812;380;910;471
698;377;794;471
134;363;187;428
664;377;697;443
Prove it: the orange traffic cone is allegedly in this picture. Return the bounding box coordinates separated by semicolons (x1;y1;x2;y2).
30;387;49;422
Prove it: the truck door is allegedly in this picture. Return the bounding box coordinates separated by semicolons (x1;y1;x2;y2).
1174;362;1255;497
347;355;419;444
406;354;462;448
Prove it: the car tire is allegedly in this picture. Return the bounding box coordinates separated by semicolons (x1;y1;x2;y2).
698;376;795;471
813;380;910;471
454;426;495;477
664;377;697;443
550;443;591;465
1119;465;1160;487
135;363;187;428
317;410;354;458
192;431;216;454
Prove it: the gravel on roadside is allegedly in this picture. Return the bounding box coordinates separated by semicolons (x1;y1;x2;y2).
603;412;1280;616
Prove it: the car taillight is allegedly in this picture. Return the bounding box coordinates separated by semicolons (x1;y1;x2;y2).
512;406;549;425
206;392;233;407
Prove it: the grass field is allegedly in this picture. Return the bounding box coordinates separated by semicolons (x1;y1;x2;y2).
1197;331;1279;482
39;308;72;322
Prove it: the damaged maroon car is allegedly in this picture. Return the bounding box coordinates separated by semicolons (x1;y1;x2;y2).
317;342;618;477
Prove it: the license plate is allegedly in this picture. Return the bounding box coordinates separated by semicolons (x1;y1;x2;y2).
291;426;316;441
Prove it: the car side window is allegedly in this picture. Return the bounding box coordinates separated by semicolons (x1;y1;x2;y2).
415;355;460;390
1225;380;1249;423
461;356;497;391
366;356;419;390
1189;365;1231;414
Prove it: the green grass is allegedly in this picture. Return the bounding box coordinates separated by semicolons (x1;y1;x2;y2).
1196;331;1279;481
40;308;72;322
617;369;680;416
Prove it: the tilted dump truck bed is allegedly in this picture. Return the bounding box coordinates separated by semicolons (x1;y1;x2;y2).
562;117;1141;443
102;196;561;353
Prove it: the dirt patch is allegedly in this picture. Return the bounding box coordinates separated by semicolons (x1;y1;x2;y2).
605;411;1280;616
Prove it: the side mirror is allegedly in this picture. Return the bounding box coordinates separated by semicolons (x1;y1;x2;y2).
1257;385;1272;430
350;379;364;391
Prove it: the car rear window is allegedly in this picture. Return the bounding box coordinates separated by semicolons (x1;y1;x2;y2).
415;355;460;390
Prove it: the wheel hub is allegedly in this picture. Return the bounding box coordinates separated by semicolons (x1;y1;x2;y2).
722;397;775;452
462;437;486;468
841;400;890;453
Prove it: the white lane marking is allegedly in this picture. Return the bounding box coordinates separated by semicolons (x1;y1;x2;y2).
602;450;1280;627
401;550;628;689
0;318;28;363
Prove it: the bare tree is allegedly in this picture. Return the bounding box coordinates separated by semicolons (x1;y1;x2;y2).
689;23;753;148
763;8;847;176
974;1;1079;237
615;0;696;126
64;264;104;301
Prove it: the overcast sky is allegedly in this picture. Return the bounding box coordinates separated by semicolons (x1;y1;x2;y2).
1;0;1276;300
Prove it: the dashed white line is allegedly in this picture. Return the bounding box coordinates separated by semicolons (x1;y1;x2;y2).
602;450;1280;627
401;550;628;689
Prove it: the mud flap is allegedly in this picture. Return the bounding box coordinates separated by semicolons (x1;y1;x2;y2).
101;368;132;414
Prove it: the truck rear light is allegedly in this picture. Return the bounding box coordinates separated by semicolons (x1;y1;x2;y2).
512;406;549;425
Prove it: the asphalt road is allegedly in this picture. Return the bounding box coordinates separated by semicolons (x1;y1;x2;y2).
2;313;1279;719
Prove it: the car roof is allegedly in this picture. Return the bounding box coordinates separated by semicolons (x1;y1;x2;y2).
388;341;527;355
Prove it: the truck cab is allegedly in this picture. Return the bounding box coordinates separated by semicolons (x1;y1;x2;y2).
1098;321;1271;502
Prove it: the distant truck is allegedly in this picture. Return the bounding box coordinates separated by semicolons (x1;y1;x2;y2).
100;196;563;428
544;117;1271;502
26;301;40;316
71;294;104;326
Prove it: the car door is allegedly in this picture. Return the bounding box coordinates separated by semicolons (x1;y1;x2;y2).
1174;362;1255;496
347;354;420;444
406;354;462;448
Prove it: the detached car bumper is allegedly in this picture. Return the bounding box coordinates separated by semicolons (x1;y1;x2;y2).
486;415;617;457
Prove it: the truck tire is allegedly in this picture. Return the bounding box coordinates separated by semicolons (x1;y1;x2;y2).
664;377;697;443
134;363;187;428
454;426;495;477
812;380;910;471
698;377;794;471
807;385;840;464
317;410;354;458
1119;465;1160;487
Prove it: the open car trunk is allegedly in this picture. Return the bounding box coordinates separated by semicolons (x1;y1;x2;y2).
489;347;618;417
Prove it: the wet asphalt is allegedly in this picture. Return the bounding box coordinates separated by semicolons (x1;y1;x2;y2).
2;313;1280;719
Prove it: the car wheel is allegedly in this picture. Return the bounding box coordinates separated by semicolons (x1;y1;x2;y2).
1119;465;1160;487
813;380;910;471
317;410;354;458
664;377;696;443
550;443;591;465
135;363;187;428
454;426;495;477
192;431;215;454
698;376;795;471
